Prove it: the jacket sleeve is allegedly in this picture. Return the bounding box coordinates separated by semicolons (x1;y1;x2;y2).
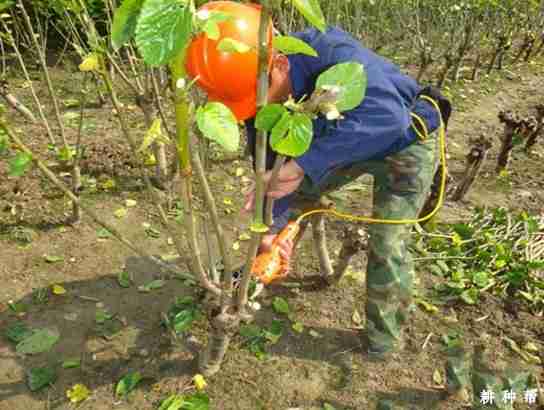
294;82;413;185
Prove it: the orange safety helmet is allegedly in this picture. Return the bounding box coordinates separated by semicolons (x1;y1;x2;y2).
186;1;274;121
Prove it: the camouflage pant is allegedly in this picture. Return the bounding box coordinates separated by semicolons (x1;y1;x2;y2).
284;130;440;352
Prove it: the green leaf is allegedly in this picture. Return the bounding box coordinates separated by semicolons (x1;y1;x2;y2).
62;359;81;369
179;392;210;410
44;254;64;263
95;309;113;324
159;395;185;410
172;309;197;334
323;404;337;410
0;128;8;154
263;319;283;344
272;297;290;314
472;271;489;288
115;371;142;397
138;279;165;292
315;62;367;112
5;322;34;343
460;288;479;305
270;112;313;157
16;328;60;354
249;221;269;233
273;35;317;57
8;152;32;177
291;0;326;32
196;102;239;152
216;37;251;53
239;324;261;340
256;104;287;132
27;366;56;391
117;271;131;288
135;0;193;66
111;0;144;50
292;322;304;333
97;228;112;239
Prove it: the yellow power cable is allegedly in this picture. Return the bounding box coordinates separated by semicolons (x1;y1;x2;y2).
294;95;447;226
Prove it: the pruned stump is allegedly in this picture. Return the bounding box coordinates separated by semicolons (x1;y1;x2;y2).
327;224;368;286
418;166;453;226
198;309;240;377
496;110;520;174
452;136;493;201
524;104;544;153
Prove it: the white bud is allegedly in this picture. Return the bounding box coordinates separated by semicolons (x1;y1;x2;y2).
176;78;186;89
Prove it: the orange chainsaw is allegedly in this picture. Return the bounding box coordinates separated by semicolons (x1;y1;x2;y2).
250;221;300;285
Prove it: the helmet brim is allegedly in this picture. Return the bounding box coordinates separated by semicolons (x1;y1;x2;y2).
208;91;257;122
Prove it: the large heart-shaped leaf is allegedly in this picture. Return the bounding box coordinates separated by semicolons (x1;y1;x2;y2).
270;112;313;157
111;0;144;50
255;104;286;132
290;0;326;32
135;0;193;66
16;328;59;354
315;62;367;112
273;36;317;57
196;102;239;152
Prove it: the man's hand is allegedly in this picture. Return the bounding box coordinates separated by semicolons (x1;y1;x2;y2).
242;159;304;214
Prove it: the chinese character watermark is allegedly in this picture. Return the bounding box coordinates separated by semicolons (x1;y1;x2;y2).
478;389;541;406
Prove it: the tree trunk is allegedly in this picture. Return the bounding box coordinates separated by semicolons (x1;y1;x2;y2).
452;137;492;201
496;124;516;173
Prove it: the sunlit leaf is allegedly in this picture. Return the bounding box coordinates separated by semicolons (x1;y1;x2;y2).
291;0;326;32
44;254;64;263
0;1;14;12
315;62;366;112
8;152;32;177
255;104;286;132
111;0;144;50
115;371;142;397
66;383;90;403
270;112;313;157
79;53;101;72
16;328;60;354
272;297;289;314
250;222;269;233
138;118;168;153
114;208;128;218
196;102;239;152
292;322;304;333
273;35;317;57
52;284;66;295
118;271;131;288
192;374;207;391
135;0;193;66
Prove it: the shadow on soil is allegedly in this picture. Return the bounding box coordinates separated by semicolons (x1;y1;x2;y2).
0;256;200;407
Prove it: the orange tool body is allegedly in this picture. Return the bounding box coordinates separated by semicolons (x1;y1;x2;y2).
251;221;300;285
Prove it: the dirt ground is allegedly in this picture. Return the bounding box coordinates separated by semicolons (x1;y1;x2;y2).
0;58;543;410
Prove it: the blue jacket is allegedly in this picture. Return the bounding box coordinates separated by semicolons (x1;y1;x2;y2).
246;27;441;219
